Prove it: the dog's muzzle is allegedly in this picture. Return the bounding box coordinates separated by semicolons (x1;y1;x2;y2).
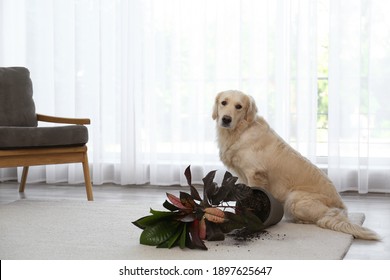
221;115;232;127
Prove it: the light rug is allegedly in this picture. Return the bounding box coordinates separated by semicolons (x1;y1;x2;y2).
0;200;365;260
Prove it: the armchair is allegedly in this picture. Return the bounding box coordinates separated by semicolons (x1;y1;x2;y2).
0;67;93;201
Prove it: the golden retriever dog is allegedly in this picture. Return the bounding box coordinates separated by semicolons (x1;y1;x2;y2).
213;90;380;240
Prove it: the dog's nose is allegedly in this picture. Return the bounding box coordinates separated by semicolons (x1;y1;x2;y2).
222;115;232;125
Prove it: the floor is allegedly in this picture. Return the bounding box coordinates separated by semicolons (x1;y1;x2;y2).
0;181;389;260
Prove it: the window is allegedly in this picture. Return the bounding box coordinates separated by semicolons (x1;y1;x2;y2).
317;0;329;157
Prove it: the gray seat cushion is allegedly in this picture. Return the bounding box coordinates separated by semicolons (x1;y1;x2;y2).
0;67;38;127
0;125;88;149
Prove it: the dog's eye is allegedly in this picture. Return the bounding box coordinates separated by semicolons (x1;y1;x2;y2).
221;101;227;106
235;104;242;110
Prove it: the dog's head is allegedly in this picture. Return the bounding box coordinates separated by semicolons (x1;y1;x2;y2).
212;90;258;130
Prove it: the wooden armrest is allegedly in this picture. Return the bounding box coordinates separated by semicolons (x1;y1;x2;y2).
37;114;91;125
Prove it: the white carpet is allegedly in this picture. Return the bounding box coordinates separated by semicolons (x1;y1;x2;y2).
0;200;365;260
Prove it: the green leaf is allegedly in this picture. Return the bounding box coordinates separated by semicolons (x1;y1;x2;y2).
156;224;185;249
149;208;176;216
132;209;176;229
155;239;170;248
167;224;186;248
179;223;187;249
140;221;180;246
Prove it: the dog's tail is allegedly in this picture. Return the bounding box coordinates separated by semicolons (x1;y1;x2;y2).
316;208;381;240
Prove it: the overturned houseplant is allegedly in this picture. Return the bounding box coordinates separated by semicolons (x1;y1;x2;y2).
132;166;284;250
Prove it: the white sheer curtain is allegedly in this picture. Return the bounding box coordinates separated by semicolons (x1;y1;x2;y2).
0;0;318;186
328;0;390;193
1;0;389;193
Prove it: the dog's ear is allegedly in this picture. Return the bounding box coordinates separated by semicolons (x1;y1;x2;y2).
212;92;222;120
245;95;258;122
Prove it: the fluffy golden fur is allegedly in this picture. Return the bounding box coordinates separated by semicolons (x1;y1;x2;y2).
213;90;380;240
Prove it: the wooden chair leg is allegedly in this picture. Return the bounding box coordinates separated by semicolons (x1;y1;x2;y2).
19;166;29;192
82;152;94;201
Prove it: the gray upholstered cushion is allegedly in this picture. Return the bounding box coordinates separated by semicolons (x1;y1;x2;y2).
0;67;37;127
0;125;88;149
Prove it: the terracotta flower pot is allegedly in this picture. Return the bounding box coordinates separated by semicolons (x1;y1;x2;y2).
236;187;284;228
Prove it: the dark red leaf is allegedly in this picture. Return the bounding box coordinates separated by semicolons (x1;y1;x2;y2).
184;165;192;186
205;220;225;241
190;185;202;201
221;170;233;186
185;165;202;201
163;200;180;211
189;220;208;250
202;170;217;189
202;170;217;206
166;193;187;209
199;218;206;240
180;191;196;209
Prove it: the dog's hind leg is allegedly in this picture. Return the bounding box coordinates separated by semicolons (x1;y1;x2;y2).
283;190;339;224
